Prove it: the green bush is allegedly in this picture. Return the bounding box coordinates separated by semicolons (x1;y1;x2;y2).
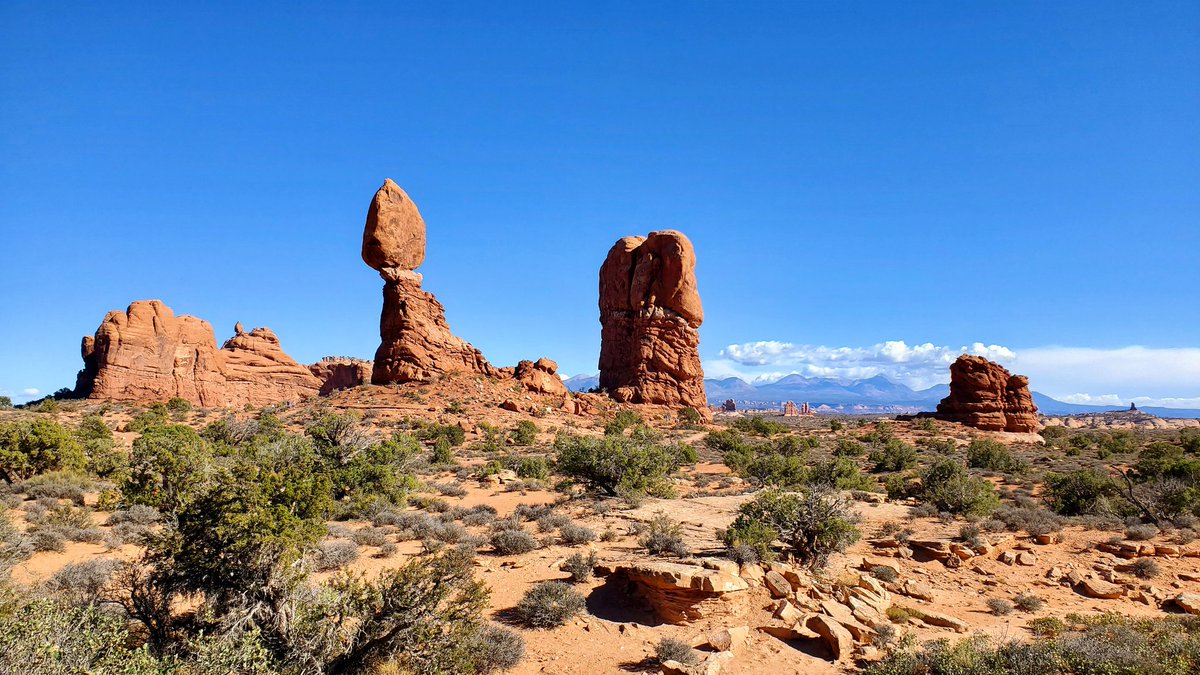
0;418;86;483
723;488;861;569
808;457;875;491
604;410;644;436
555;432;692;498
869;439;918;472
128;404;169;432
0;396;11;410
678;407;703;426
919;459;999;516
166;397;192;414
834;438;866;457
562;550;598;582
967;438;1024;472
510;421;538;446
655;637;700;666
1045;469;1125;516
730;416;789;436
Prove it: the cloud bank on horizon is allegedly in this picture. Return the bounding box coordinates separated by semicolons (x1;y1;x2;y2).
704;340;1200;409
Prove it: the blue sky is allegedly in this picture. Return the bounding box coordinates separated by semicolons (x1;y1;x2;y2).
1;2;1197;406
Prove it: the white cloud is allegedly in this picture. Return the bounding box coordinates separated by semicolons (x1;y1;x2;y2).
705;341;1200;408
20;388;39;396
713;340;1015;390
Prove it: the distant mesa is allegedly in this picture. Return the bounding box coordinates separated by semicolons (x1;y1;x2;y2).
598;230;706;409
934;355;1039;433
721;399;736;412
362;179;566;396
782;400;811;417
74;300;322;408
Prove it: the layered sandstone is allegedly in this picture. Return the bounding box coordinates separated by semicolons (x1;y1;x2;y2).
75;300;320;407
598;231;706;408
935;355;1039;433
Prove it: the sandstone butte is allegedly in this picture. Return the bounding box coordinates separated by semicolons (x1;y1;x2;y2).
74;300;322;408
598;230;707;409
935;354;1040;433
362;179;567;396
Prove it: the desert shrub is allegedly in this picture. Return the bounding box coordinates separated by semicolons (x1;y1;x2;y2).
106;504;161;526
559;523;596;546
1028;616;1067;637
604;411;644;436
994;506;1064;537
870;439;918;472
166;397;192;414
513;456;550;480
0;396;10;410
723;488;860;569
655;637;700;666
639;512;688;557
562;550;598;582
726;543;759;565
1045;469;1125;516
19;470;92;504
987;597;1014;615
514;581;585;628
870;565;899;583
30;527;66;552
0;418;86;483
305;412;375;454
1131;557;1161;579
967;438;1024;473
1136;442;1187;478
921;437;958;455
510;421;539;446
919;459;999;516
555;432;692;498
201;415;264;446
833;438;866;457
862;421;895;445
830;419;844;431
434;481;468;498
471;623;526;674
808;457;875;490
431;436;455;465
128;404;170;432
352;527;390;547
678;407;703;427
45;558;118;605
1014;592;1044;612
730;416;789;436
1125;523;1159;540
491;529;538;555
313;539;359;571
536;513;571;532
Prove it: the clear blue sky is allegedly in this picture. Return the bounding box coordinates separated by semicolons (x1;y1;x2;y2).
2;2;1197;405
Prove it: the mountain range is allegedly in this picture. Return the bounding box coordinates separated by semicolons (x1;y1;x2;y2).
562;373;1200;419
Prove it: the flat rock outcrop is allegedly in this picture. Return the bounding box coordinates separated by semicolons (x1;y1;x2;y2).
75;301;320;408
598;231;706;409
935;355;1039;432
308;357;373;395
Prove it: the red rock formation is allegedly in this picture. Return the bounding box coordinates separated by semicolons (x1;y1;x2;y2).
308;357;373;395
75;300;320;407
512;358;568;396
935;355;1039;433
362;179;564;395
598;231;706;409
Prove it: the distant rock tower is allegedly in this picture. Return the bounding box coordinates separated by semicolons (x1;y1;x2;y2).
597;230;706;409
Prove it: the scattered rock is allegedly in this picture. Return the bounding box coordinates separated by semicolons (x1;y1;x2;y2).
1076;577;1124;599
805;614;854;661
763;571;791;598
911;608;970;633
1174;593;1200;615
706;626;749;652
597;560;748;623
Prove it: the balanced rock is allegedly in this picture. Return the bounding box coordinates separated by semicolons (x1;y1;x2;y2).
512;358;568;396
75;300;320;408
935;355;1039;433
597;231;706;408
362;180;499;385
